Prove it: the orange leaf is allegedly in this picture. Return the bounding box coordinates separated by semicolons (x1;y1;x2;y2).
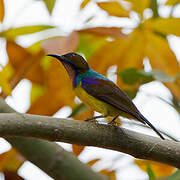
89;29;144;74
99;169;116;180
97;1;129;17
78;27;126;38
87;158;100;166
27;60;75;115
0;0;4;22
145;31;180;100
0;149;25;172
134;159;175;178
6;41;45;85
72;144;85;156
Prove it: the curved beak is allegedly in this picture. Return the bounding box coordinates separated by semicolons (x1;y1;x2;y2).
47;54;65;62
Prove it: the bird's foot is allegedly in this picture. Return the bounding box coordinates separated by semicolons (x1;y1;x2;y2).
108;115;120;126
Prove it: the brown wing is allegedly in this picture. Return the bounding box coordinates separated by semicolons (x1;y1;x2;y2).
82;78;141;120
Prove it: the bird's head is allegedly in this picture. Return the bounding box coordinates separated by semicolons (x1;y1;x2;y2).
47;52;89;75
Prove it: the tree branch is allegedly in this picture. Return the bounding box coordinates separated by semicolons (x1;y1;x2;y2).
0;98;108;180
0;112;180;168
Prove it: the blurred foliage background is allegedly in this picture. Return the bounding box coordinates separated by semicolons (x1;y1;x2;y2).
0;0;180;179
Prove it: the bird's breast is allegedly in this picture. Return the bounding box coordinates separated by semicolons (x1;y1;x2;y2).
74;83;119;116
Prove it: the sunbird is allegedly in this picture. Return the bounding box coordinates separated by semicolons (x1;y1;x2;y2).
48;53;164;140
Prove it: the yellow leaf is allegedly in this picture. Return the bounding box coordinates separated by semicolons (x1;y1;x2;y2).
0;74;12;95
90;30;144;74
125;0;150;15
72;145;85;156
99;169;116;180
146;18;180;36
87;158;100;166
145;30;180;100
0;149;25;172
80;0;91;9
134;159;175;178
97;1;129;17
165;0;180;5
0;25;54;40
0;0;4;22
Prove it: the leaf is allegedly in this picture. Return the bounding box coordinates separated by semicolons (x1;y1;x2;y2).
99;169;116;180
72;145;85;156
6;41;45;85
145;31;180;100
42;31;79;54
0;76;12;95
165;0;180;6
89;29;144;74
146;18;180;36
27;60;75;115
80;0;91;9
118;68;154;85
78;27;126;38
0;0;4;22
87;158;100;166
0;25;54;40
30;83;46;104
42;0;56;14
134;159;175;178
76;33;107;61
97;1;129;17
4;171;25;180
0;64;14;95
0;149;25;172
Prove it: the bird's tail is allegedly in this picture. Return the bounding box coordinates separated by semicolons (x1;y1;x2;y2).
138;113;165;140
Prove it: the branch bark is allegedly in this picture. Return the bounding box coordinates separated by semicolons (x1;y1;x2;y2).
0;98;108;180
0;112;180;168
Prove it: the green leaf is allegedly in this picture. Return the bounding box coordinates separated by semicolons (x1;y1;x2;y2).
0;25;55;40
76;33;107;60
42;0;56;14
146;164;156;180
118;68;154;85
